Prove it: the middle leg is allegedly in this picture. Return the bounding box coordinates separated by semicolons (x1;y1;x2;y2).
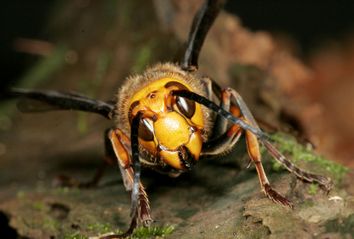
202;85;293;207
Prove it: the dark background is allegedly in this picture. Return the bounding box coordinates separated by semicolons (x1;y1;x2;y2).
226;1;354;51
1;1;354;89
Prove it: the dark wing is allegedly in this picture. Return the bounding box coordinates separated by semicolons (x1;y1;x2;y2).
181;0;224;71
4;88;115;119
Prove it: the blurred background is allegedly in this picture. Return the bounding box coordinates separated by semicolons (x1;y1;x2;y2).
1;0;354;168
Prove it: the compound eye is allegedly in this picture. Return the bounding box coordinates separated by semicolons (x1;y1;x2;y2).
176;96;195;119
164;81;195;118
139;118;154;141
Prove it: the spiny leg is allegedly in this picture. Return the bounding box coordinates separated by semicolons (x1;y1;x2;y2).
245;129;293;207
262;140;332;192
223;87;296;206
174;87;279;202
228;88;332;192
182;0;224;71
173;88;331;202
199;85;293;208
100;125;152;239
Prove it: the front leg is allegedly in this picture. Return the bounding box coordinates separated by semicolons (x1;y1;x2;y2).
100;129;152;239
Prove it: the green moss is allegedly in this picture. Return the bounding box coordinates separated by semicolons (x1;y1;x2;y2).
131;225;175;239
325;213;354;236
307;184;319;195
64;222;114;239
270;160;283;172
64;225;174;239
86;222;117;234
301;199;315;208
43;217;61;231
268;132;349;183
64;232;88;239
32;201;46;211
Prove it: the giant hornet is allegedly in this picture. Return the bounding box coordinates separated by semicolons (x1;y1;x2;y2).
3;0;331;238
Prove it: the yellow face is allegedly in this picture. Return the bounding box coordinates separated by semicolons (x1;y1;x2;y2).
128;77;204;170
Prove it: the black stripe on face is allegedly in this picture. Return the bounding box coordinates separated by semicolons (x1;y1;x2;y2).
178;145;196;170
128;100;140;120
164;81;189;91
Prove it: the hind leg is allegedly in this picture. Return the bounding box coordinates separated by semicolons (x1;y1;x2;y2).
203;86;293;207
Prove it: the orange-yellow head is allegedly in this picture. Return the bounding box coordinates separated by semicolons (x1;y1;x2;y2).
128;76;205;171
